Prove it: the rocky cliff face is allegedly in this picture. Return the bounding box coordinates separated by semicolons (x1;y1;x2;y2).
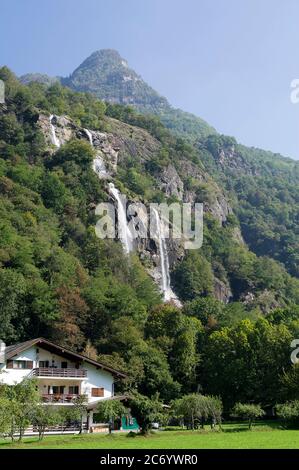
216;144;260;176
38;112;236;303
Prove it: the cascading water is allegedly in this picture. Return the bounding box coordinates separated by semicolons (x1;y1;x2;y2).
108;183;133;254
84;128;93;146
86;126;178;301
85;128;109;178
152;208;177;302
87;128;132;252
49;115;61;148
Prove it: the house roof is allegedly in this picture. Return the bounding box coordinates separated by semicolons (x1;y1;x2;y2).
86;394;128;410
4;337;126;378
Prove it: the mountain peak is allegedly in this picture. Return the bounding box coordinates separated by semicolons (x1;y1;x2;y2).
89;48;125;60
81;49;128;68
20;49;216;140
63;49;168;112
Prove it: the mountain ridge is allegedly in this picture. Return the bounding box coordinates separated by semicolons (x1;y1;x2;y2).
17;50;299;280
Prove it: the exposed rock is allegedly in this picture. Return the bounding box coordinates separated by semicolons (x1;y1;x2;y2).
92;131;120;172
217;145;259;176
179;160;233;224
158;165;184;200
213;277;232;303
205;193;232;224
104;117;161;164
38;113;76;149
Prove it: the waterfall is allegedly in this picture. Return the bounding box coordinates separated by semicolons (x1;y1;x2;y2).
85;128;109;178
108;183;133;254
84;128;93;146
88;129;133;253
152;208;177;302
49;115;61;148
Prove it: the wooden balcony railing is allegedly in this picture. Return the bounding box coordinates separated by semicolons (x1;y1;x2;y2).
41;393;81;403
31;367;87;378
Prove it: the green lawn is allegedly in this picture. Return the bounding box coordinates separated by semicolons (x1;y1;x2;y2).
1;423;299;449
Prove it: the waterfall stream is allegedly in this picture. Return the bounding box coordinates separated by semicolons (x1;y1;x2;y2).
108;183;133;254
84;128;93;146
86;125;178;301
87;128;132;253
152;208;177;302
49;115;61;148
85;128;109;178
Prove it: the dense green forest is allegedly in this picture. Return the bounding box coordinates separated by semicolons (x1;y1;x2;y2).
1;66;299;411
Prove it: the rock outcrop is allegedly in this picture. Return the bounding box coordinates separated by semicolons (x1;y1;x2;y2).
38;111;240;305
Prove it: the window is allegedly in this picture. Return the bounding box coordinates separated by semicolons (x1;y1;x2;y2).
52;386;65;394
7;360;33;369
91;387;104;397
69;386;79;395
39;361;49;368
61;361;68;369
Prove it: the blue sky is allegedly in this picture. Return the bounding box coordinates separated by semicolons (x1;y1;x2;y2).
2;0;299;159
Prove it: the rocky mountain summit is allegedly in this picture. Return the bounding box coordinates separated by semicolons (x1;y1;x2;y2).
20;49;216;141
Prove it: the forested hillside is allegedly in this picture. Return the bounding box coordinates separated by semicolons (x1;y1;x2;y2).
1;65;299;410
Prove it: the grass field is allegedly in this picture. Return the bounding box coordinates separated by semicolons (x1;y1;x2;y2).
1;422;299;449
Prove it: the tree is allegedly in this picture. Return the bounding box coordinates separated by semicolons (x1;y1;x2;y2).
172;252;214;301
280;364;299;401
3;378;40;441
138;346;181;402
172;394;204;430
30;405;61;440
172;394;222;430
129;393;164;434
96;399;126;433
59;406;81;432
53;285;89;349
41;172;67;213
0;269;26;342
206;396;223;429
73;394;88;434
276;401;299;428
232;403;264;430
52;139;95;169
0;396;12;438
201;318;292;409
183;297;223;326
145;305;202;391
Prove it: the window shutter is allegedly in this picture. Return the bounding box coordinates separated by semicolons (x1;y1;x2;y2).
7;360;13;369
91;387;104;397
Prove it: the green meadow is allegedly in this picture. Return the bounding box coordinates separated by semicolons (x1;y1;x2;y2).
1;423;299;449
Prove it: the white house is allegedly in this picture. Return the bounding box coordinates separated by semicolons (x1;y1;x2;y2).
0;337;126;432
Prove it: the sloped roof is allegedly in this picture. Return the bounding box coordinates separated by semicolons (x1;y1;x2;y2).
4;337;126;378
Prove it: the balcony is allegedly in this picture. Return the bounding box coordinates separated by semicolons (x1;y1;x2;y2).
41;393;81;404
31;367;87;378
